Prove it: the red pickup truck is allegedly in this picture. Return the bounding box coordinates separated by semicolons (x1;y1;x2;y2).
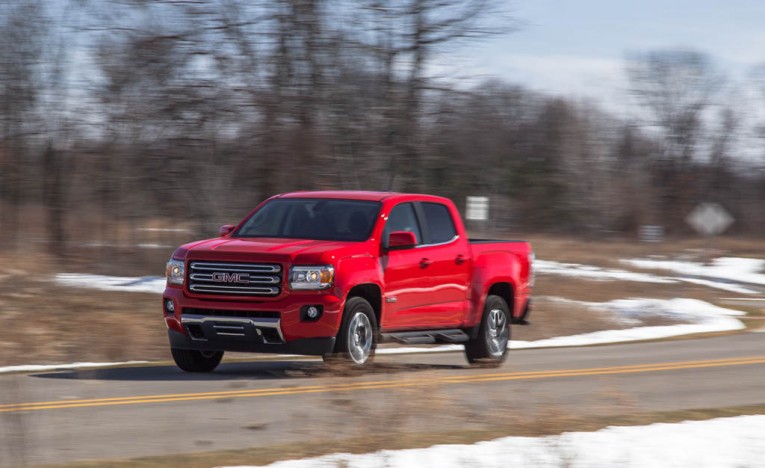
163;191;533;371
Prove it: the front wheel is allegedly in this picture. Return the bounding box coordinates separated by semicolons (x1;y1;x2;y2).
464;295;510;367
171;348;224;372
325;297;377;366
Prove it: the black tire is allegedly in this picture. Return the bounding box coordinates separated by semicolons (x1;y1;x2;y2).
171;348;224;373
464;295;511;367
325;297;377;366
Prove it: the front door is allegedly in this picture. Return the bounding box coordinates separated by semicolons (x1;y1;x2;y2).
379;203;433;330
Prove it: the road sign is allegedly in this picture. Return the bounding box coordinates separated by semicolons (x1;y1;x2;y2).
686;202;734;237
639;225;664;243
466;196;489;221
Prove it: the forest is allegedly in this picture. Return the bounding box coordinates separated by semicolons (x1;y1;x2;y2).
0;0;762;255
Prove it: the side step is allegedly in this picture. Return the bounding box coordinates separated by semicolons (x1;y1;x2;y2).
382;329;469;345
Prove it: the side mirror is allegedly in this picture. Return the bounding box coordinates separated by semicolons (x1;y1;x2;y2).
388;231;417;249
219;224;235;237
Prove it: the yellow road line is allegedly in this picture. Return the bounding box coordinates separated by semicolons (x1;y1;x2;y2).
1;356;763;413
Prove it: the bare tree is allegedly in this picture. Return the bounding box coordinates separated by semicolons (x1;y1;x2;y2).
348;0;512;190
0;1;45;248
627;49;723;161
626;49;723;227
2;0;764;253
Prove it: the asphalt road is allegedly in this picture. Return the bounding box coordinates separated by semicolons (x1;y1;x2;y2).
1;332;763;467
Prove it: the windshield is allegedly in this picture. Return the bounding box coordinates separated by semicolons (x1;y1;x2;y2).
234;198;381;242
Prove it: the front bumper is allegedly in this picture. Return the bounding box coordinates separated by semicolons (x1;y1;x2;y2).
168;329;336;355
163;286;343;355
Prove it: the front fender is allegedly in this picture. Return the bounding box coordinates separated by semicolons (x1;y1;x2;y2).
333;254;383;307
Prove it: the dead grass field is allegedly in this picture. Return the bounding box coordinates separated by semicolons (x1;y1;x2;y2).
41;386;765;468
0;236;762;468
0;234;762;367
524;234;765;267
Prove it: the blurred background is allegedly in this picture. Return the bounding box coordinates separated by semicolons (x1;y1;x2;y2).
0;0;763;259
0;3;764;467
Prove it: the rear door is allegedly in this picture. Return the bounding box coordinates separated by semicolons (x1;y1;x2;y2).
413;202;471;326
380;201;471;330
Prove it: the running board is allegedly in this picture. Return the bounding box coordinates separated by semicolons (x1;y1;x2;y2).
382;329;469;345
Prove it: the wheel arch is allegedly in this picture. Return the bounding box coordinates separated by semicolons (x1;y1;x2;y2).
487;282;515;319
346;283;382;329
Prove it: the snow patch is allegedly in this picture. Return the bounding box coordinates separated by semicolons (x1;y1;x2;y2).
537;258;761;294
220;415;765;468
54;256;764;297
535;260;674;283
0;361;149;374
380;298;745;354
526;297;746;346
674;277;759;294
622;257;765;286
1;298;745;372
55;273;166;294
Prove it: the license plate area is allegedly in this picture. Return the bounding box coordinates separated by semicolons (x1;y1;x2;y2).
181;315;284;344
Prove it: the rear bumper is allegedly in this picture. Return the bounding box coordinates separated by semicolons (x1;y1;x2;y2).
511;297;532;324
168;329;336;355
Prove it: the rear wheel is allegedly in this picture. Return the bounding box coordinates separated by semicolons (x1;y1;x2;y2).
324;297;377;366
171;348;224;372
464;295;510;367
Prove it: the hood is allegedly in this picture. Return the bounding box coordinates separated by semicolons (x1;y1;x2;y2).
176;237;371;265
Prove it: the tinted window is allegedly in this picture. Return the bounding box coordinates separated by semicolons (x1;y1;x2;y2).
422;203;457;244
383;203;422;246
235;199;380;241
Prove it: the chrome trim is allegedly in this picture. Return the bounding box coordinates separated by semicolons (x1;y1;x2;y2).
189;285;279;295
188;261;283;297
182;314;285;343
414;235;460;249
347;311;373;364
189;262;281;273
189;273;280;284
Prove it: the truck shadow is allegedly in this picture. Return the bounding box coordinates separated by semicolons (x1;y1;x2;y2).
30;360;465;382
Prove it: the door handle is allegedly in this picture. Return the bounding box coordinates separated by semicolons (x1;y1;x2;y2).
419;258;431;268
455;254;466;265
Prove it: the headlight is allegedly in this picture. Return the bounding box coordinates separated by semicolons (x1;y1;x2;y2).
166;259;185;286
289;265;334;290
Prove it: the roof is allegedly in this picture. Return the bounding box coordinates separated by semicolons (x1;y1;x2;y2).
275;191;456;207
277;191;400;202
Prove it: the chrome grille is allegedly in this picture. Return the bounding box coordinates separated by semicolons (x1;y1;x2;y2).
188;261;282;296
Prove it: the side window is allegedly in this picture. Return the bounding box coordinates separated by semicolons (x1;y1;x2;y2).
383;203;422;246
422;203;457;244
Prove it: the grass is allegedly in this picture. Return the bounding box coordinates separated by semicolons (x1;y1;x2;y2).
524;234;765;267
522;234;765;332
0;235;762;366
0;252;168;366
0;235;762;467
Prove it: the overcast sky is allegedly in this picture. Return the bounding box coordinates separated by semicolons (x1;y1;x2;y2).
440;0;765;112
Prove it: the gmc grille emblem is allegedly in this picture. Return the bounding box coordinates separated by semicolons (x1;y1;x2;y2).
211;272;250;283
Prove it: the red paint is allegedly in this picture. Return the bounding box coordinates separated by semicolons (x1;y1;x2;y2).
163;192;532;356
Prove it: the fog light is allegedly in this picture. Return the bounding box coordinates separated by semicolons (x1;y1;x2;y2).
301;305;323;321
165;299;175;314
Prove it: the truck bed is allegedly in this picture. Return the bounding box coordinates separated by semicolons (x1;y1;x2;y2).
469;238;526;243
